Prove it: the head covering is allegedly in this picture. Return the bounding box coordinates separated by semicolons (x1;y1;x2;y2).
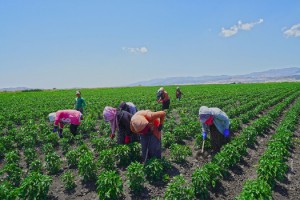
103;106;118;134
176;87;179;89
158;87;164;92
130;111;149;133
199;106;212;123
119;101;128;111
48;112;56;122
76;91;81;95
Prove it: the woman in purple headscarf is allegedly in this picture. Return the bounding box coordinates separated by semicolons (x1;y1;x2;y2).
103;106;139;144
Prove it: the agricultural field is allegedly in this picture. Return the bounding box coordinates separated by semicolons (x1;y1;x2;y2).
1;82;300;200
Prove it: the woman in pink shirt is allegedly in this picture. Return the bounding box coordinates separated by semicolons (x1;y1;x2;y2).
48;110;83;138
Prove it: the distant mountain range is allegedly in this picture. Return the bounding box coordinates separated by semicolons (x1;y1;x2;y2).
0;87;31;92
129;67;300;86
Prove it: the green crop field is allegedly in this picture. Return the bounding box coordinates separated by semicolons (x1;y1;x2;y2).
1;82;300;199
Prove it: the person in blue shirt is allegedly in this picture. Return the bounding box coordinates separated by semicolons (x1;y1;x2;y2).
199;106;230;152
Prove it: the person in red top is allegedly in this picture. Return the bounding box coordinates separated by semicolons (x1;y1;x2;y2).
157;87;170;110
48;110;83;138
130;110;166;162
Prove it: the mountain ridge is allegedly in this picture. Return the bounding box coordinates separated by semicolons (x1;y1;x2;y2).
129;67;300;86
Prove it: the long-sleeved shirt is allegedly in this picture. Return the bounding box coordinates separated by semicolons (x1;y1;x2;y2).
54;110;82;129
116;110;132;134
130;110;166;139
199;107;230;135
74;97;86;110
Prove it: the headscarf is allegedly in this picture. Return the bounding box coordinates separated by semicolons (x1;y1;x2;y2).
199;106;212;123
119;101;128;111
48;112;56;122
103;106;118;134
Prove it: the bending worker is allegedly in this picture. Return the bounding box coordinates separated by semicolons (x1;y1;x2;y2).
130;110;166;162
119;101;138;115
48;110;83;138
199;106;230;152
103;106;138;144
157;87;170;110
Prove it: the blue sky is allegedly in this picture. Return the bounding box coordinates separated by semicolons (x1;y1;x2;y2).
1;1;300;89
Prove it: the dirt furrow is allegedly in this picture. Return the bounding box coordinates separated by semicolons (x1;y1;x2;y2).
208;98;298;200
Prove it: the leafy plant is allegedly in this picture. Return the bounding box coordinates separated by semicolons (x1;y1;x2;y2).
29;159;43;173
162;131;175;148
126;161;145;193
42;143;54;154
61;170;76;190
0;163;23;186
170;144;192;163
96;170;123;200
66;149;79;167
24;148;37;166
192;163;223;198
45;152;62;174
5;150;20;164
78;152;97;181
98;149;116;170
144;158;164;182
165;175;195;200
18;172;52;200
59;138;70;154
237;179;272;200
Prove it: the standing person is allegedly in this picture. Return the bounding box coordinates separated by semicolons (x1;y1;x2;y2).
175;87;183;101
119;101;138;115
157;87;170;110
130;110;166;162
74;90;86;114
103;106;138;144
199;106;230;152
48;110;83;138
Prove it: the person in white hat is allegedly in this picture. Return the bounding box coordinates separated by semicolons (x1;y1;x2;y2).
199;106;230;152
175;87;183;101
49;110;83;138
156;87;170;110
74;90;86;114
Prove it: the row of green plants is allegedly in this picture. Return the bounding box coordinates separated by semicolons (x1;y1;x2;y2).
191;92;299;198
237;97;300;199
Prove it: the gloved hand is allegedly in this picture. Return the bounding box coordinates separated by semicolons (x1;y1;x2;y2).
53;126;58;132
110;133;115;139
158;124;163;131
202;132;207;140
224;129;230;137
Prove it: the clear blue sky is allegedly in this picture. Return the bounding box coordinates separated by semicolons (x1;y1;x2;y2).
1;1;300;89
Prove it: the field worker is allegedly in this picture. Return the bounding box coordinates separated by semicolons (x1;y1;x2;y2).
48;110;83;138
156;87;170;110
175;87;183;101
119;101;138;115
103;106;138;144
74;90;86;114
199;106;230;152
130;110;166;162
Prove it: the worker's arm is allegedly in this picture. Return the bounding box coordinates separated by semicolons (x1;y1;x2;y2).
148;111;166;124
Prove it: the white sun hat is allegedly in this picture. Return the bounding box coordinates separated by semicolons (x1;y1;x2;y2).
48;112;56;122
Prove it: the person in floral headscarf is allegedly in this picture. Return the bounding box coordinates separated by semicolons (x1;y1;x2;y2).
199;106;230;152
103;106;138;144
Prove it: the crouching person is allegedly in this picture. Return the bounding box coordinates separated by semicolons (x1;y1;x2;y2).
130;110;166;162
103;106;138;144
48;110;83;138
199;106;230;153
119;101;138;115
